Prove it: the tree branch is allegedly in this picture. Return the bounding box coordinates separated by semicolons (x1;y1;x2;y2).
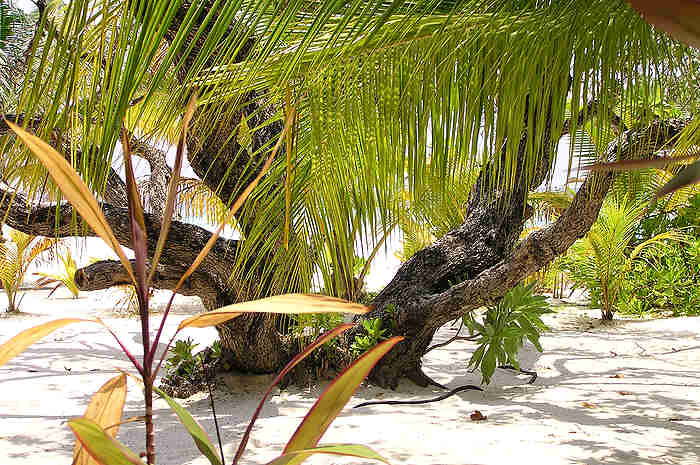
125;130;171;218
0;188;239;305
75;259;219;305
428;118;689;320
561;100;628;137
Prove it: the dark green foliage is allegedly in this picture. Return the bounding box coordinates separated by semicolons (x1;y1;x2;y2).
164;338;226;378
351;318;388;356
463;283;551;384
358;291;379;306
610;193;699;317
291;312;344;339
165;338;200;377
638;193;700;241
619;240;700;316
557;195;688;320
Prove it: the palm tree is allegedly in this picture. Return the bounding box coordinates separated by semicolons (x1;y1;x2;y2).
0;0;697;386
0;228;56;312
34;248;80;299
560;195;687;320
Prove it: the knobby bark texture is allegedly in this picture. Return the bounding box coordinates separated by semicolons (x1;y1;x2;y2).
365;119;688;388
0;1;690;388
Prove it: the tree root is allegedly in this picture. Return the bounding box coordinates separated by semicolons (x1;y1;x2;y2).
406;365;447;390
498;364;538;384
353;384;483;408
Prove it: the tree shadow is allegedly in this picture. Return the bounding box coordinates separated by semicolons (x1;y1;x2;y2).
414;318;700;464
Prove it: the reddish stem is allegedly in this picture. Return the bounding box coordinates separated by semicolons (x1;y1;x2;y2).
103;324;144;374
148;290;178;367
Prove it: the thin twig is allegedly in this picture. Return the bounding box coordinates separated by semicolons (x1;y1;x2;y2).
201;356;225;465
424;321;479;354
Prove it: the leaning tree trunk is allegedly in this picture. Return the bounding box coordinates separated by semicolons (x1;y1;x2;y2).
1;0;690;388
359;118;687;388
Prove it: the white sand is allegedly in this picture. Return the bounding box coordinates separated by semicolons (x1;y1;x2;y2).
1;289;699;465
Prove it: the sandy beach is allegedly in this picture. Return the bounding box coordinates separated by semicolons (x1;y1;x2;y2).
1;288;699;465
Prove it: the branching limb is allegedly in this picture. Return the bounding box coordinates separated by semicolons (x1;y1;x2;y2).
561;100;628;137
0;188;239;303
75;259;218;301
428;118;690;321
125;130;171;218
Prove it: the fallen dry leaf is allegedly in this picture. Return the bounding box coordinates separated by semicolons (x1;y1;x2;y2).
581;402;597;409
618;391;634;396
470;410;487;421
609;374;624;379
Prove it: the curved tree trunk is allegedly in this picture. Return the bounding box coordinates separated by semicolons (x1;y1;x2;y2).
361;118;687;388
1;1;690;389
1;118;686;388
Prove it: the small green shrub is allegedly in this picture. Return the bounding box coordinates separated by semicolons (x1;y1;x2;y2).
618;240;700;316
0;229;57;312
290;312;344;344
351;317;388;356
558;197;686;319
359;291;378;306
165;338;200;377
463;283;551;384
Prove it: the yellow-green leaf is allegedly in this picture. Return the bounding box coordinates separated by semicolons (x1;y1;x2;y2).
153;386;222;465
68;418;144;465
627;0;700;49
6;120;135;284
284;337;403;453
177;311;242;330
0;318;98;367
74;374;128;465
179;294;370;331
265;444;390;465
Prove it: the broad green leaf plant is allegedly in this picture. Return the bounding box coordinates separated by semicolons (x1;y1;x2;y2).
0;106;400;465
462;283;551;384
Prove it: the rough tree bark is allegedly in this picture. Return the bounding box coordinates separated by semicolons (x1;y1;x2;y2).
0;2;690;387
3;108;687;387
364;119;688;388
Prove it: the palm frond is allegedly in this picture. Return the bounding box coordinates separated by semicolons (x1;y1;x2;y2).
176;177;237;228
34;248;80;298
2;0;697;304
